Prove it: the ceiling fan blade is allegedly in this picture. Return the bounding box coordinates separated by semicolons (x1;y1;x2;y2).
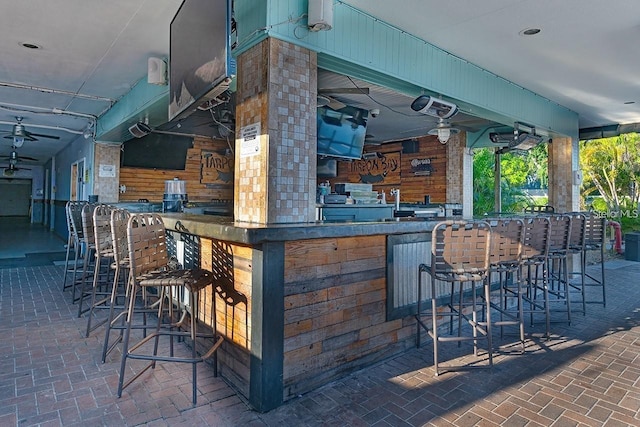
26;132;60;140
4;134;37;141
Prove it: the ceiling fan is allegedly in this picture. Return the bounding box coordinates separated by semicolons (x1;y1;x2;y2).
2;163;31;176
1;149;35;176
2;117;61;145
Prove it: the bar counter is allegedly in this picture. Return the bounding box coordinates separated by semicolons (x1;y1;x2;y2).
159;212;441;412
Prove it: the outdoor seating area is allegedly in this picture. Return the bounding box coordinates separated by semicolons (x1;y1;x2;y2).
0;215;639;426
415;211;607;376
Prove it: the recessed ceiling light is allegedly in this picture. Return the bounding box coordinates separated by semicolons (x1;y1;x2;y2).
519;28;541;36
20;42;41;49
624;101;635;105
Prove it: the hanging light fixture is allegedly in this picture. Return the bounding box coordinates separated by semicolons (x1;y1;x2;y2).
428;118;459;144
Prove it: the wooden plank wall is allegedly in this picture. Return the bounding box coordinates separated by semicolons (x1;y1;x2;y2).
199;237;253;397
119;136;233;202
282;235;415;399
328;135;446;204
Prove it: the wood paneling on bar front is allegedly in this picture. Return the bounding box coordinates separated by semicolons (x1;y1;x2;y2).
119;136;233;202
282;234;414;398
329;135;446;204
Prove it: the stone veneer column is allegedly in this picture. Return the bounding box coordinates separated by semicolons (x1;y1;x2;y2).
446;132;473;218
548;136;579;213
92;143;120;203
234;38;317;223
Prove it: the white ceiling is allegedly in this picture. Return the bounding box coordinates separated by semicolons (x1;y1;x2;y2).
1;0;638;167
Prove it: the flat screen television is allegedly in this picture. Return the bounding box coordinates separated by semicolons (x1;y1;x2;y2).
317;105;368;160
169;0;235;122
121;133;192;170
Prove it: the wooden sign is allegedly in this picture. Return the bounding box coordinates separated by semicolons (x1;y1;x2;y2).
200;150;234;187
340;151;401;185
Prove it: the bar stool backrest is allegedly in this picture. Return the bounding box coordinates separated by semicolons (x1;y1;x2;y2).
430;220;491;280
521;216;550;260
111;209;131;265
81;203;98;245
67;201;87;241
584;213;606;249
547;214;572;252
93;204;114;254
567;212;587;252
487;218;524;265
127;213;169;278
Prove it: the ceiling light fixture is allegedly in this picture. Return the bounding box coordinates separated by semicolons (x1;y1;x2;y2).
83;122;94;139
12;136;25;148
428;118;460;144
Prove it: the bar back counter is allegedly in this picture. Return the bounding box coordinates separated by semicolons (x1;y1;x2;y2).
160;213;438;412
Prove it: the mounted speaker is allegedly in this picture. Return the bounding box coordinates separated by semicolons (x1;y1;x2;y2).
147;57;167;85
128;122;152;138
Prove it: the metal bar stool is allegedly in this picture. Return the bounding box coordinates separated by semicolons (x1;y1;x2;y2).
520;216;551;338
117;213;224;405
486;217;526;352
546;214;572;325
415;220;493;375
566;212;587;314
84;204;116;336
76;203;100;315
582;213;606;306
102;208;132;362
62;201;87;293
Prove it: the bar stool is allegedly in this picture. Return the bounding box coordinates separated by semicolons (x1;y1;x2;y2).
582;213;606;306
546;214;572;325
76;203;99;314
84;204;116;337
485;217;526;352
117;213;224;405
101;208;132;362
62;201;87;293
520;216;551;338
566;212;587;314
415;220;493;375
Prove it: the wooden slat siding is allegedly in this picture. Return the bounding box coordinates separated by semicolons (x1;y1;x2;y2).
282;234;414;394
329;135;447;204
194;237;253;398
119;136;233;202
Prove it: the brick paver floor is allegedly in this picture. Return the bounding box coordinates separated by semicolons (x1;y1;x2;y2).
0;259;638;426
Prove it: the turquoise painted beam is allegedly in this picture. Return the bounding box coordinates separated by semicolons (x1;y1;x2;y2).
239;0;578;140
96;77;169;143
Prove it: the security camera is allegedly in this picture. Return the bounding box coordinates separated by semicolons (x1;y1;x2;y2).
370;108;380;118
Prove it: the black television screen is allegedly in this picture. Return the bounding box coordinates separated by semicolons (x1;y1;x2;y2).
121;133;192;170
169;0;235;121
317;105;368;160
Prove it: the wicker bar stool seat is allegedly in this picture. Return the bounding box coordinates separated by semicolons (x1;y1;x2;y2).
117;213;223;406
415;220;493;375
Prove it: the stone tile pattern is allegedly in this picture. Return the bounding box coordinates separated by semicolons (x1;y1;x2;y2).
92;143;120;203
1;254;639;425
549;136;577;213
235;38;316;224
446;132;464;205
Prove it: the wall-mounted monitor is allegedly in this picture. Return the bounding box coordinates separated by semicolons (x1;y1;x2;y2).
169;0;235;122
317;105;368;161
121;133;192;170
